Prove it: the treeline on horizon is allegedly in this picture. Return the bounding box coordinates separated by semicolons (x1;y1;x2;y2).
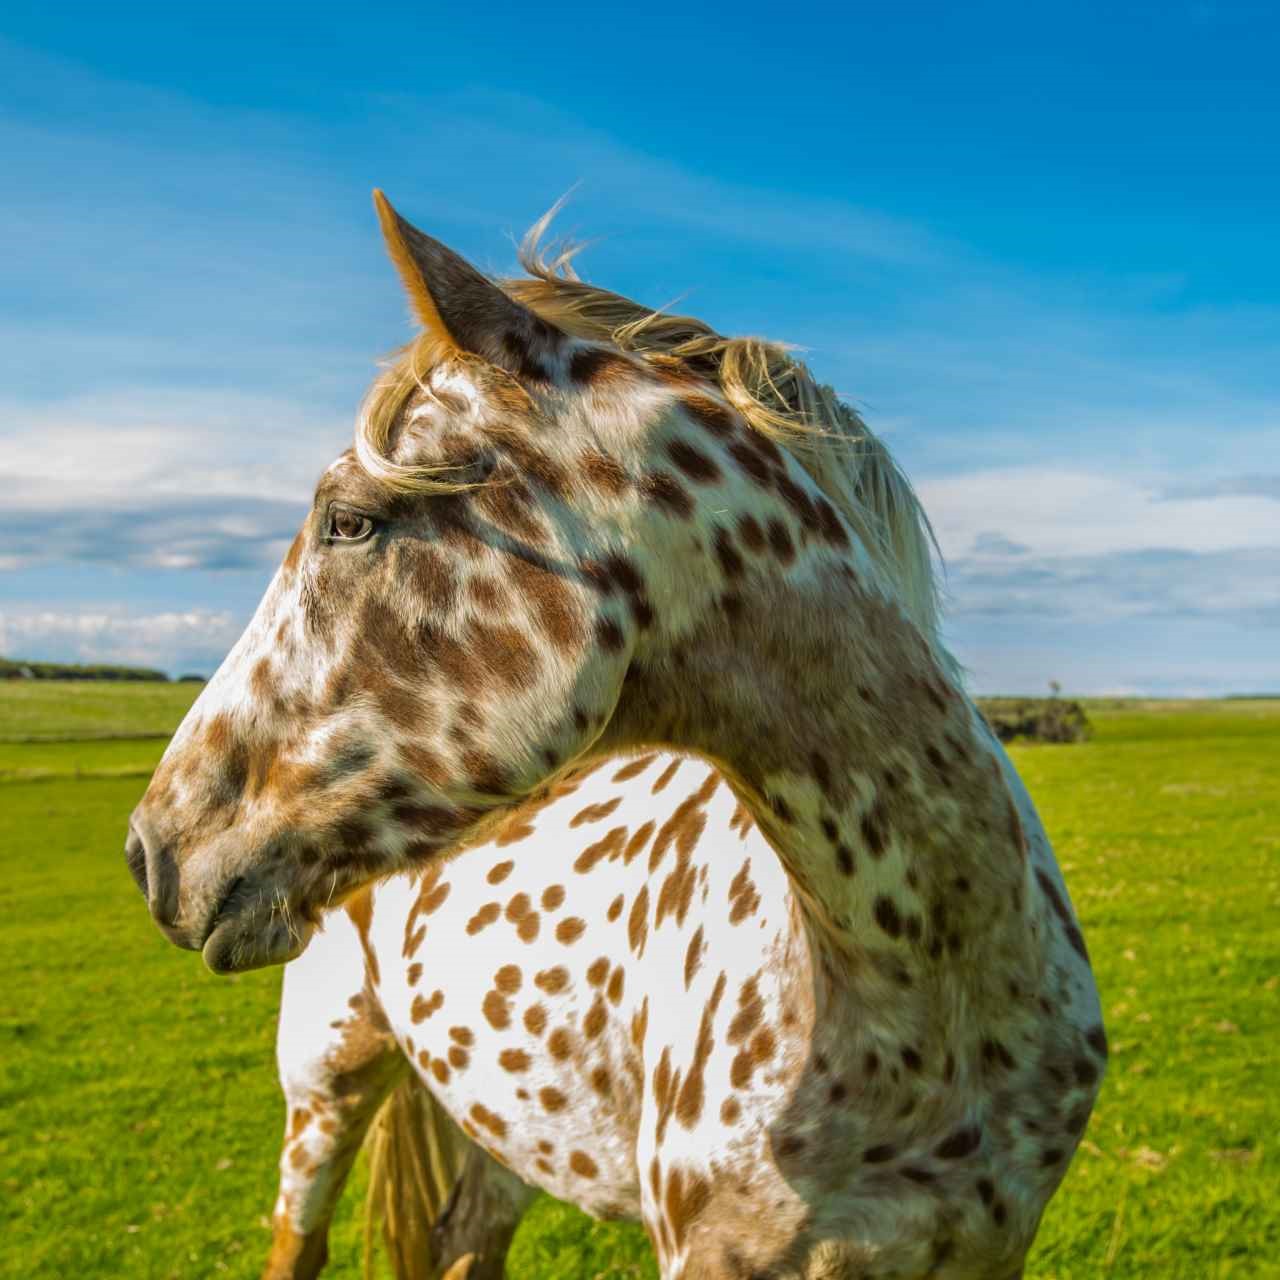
0;658;205;683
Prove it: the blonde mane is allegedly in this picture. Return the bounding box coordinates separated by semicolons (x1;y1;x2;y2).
356;213;945;647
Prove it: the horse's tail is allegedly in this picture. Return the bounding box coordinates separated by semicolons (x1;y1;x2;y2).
363;1071;472;1280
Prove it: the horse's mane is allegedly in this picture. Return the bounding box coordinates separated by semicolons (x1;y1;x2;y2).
357;211;945;648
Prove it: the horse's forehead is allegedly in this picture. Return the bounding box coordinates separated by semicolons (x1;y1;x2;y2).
314;452;410;518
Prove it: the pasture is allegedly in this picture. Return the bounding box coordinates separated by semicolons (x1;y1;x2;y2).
1;683;1276;1278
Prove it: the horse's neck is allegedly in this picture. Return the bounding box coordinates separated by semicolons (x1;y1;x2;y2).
606;569;1037;993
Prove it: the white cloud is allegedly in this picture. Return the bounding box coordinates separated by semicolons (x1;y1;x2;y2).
920;466;1280;559
921;467;1280;628
1;388;347;507
945;546;1280;624
0;388;347;571
0;605;243;673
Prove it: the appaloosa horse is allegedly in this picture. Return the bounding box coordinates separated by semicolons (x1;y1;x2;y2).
127;193;1105;1279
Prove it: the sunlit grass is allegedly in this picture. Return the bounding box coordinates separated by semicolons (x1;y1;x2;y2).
1;686;1275;1276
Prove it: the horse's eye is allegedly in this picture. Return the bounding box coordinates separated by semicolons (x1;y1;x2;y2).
327;507;374;542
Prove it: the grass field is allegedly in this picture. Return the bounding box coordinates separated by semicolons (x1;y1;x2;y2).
1;683;1276;1278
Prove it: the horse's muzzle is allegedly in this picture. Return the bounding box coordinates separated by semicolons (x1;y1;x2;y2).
124;814;197;949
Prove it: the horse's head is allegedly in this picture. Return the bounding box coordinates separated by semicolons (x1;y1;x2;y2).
127;193;896;973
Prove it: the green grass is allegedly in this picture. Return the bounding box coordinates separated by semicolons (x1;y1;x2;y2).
1;685;1276;1277
0;679;200;741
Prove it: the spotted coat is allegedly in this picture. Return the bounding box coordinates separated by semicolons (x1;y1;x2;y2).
129;194;1105;1279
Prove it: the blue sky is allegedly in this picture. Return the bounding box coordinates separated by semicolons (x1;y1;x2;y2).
1;1;1277;693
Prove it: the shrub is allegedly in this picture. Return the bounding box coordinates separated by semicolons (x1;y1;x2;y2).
977;697;1092;744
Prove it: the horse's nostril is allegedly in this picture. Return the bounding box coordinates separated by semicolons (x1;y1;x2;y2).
126;813;181;929
125;825;148;897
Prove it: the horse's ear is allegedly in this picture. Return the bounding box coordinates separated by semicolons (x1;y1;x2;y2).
373;189;559;377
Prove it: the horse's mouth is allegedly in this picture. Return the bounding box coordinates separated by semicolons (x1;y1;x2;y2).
199;876;316;975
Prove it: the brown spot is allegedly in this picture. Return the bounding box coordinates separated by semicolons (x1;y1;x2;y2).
448;1026;474;1046
728;859;760;925
623;820;656;865
729;440;772;487
874;896;903;939
766;519;794;563
499;1048;530;1073
447;1046;470;1070
571;796;623;827
555;917;586;945
523;1004;547;1036
860;801;889;858
575;825;628;873
628;886;650;956
1036;868;1089;959
506;554;585;652
494;964;522;994
684;927;705;989
606;965;625;1005
419;880;451;915
569;1150;599;1178
570;346;634;385
487;860;514;885
667;438;721;484
684;395;736;438
547;1028;573;1061
1074;1056;1099;1086
653;1047;678;1144
535;966;570;994
676;973;727;1130
482;990;511;1031
410;990;444;1023
651;759;681;793
607;893;625;922
720;1097;741;1124
586;956;610;986
541;884;566;911
713;526;744;578
579;448;630;496
466;903;502;935
583;997;608;1039
814;497;849;547
639;470;694;518
631;997;649;1049
613;754;656;782
595;617;626;652
469;1103;507;1139
728;977;764;1045
937;1127;981;1159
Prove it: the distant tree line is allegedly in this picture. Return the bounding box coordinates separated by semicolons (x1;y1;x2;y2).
1;657;180;682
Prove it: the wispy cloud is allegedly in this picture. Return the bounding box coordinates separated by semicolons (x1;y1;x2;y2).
2;39;1278;691
0;605;242;673
946;546;1280;626
920;467;1280;558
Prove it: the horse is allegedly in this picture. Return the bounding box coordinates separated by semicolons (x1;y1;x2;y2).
126;191;1106;1279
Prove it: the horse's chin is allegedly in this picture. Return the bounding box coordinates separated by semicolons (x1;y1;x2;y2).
201;910;316;974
